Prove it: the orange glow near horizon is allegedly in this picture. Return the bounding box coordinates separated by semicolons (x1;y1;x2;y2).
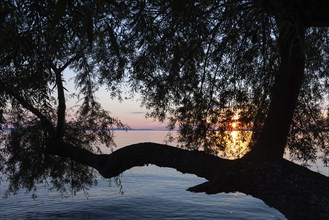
231;121;238;129
230;112;240;130
217;110;252;159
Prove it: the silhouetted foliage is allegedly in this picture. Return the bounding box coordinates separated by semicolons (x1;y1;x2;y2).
0;0;127;196
0;0;328;199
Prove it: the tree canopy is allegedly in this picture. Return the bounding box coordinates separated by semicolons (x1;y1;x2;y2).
0;0;328;217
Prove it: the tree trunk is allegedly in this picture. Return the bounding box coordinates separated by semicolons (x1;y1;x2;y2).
46;141;329;220
246;13;306;159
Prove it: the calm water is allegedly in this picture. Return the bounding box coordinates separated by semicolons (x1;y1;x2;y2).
1;130;326;219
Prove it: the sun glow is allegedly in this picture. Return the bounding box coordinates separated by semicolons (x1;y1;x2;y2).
231;121;238;129
217;110;252;160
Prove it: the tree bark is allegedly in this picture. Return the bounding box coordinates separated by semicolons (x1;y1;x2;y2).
46;141;329;220
246;8;306;159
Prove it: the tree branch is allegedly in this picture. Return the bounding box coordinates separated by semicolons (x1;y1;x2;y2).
107;24;125;72
51;65;66;139
45;141;328;219
99;142;231;179
188;158;329;220
46;141;231;180
1;80;56;135
57;55;80;73
50;55;81;139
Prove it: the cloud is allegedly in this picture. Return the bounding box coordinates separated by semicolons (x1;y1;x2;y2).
129;111;145;114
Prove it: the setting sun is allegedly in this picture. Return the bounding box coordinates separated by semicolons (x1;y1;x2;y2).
215;110;252;160
231;112;240;130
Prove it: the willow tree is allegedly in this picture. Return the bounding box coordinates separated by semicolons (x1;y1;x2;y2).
0;0;328;219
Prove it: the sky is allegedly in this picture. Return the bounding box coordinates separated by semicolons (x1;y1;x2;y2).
63;70;167;130
62;68;328;130
93;94;167;130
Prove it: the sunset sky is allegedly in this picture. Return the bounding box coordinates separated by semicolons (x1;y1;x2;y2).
63;69;328;130
64;70;167;130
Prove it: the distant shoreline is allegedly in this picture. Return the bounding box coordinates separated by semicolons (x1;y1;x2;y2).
0;127;170;131
1;127;328;132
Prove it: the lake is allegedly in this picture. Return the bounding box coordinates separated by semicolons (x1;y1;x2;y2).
1;130;327;219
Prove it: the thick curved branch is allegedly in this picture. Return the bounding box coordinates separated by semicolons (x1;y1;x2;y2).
99;142;231;179
46;141;231;180
46;141;329;220
188;158;329;220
